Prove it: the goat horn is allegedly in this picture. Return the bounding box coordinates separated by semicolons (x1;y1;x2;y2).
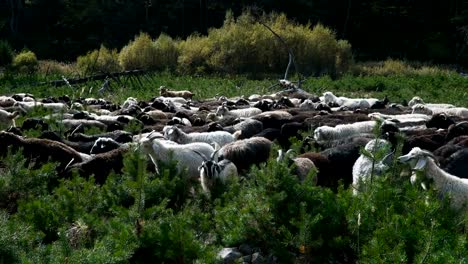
69;124;82;137
192;150;208;161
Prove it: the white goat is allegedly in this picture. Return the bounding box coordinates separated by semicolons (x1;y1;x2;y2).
398;147;468;210
322;91;378;109
215;105;262;118
0;109;19;127
408;96;455;108
352;139;393;195
313;121;377;142
412;104;468;118
138;134;215;180
164;125;235;147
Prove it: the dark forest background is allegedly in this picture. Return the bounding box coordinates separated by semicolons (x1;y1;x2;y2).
1;0;468;66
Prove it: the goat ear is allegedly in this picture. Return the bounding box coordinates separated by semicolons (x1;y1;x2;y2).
413;158;427;170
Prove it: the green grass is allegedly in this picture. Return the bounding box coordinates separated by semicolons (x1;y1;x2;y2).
1;71;468;262
2;71;468;107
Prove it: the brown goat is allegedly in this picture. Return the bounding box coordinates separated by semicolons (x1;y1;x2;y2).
159;86;194;99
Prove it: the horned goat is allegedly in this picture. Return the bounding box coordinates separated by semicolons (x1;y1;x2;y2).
193;149;238;194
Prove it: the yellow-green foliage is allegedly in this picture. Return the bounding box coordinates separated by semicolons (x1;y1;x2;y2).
77;44;121;74
119;33;179;71
177;11;352;76
119;33;157;71
354;59;454;76
153;33;179;71
177;34;214;74
13;50;38;73
38;60;78;76
336;40;353;75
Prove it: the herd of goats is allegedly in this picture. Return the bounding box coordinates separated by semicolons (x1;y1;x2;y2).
0;82;467;210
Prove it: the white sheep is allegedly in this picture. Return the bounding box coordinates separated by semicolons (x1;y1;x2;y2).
215;105;262;118
412;104;468;118
314;121;377;142
14;101;68;113
138;134;215;180
352;139;393;195
157;96;188;105
368;112;431;123
398;147;468;210
122;97;138;109
408;96;455;108
164;125;235;147
0;109;19;127
0;96;17;107
322;91;377;109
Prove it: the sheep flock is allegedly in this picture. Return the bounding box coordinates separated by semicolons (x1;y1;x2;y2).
1;86;468;211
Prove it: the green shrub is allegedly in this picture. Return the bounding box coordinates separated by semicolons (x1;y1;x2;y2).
353;59;454;76
177;34;213;74
38;60;78;76
119;33;158;71
177;11;353;76
76;44;121;75
335;40;353;76
0;40;13;67
153;33;179;71
12;50;38;73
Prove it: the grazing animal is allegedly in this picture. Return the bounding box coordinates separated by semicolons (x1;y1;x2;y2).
0;110;19;127
159;86;194;99
138;134;214;180
352;139;393;194
399;147;468;210
164;125;235;147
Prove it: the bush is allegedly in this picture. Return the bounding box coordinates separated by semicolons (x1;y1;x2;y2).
38;60;78;76
76;44;121;75
119;33;158;71
0;40;13;67
177;34;213;74
177;11;353;76
153;33;179;71
12;50;38;73
353;59;454;76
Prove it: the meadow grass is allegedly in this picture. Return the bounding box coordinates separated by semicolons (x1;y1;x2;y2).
1;70;467;107
1;70;468;262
